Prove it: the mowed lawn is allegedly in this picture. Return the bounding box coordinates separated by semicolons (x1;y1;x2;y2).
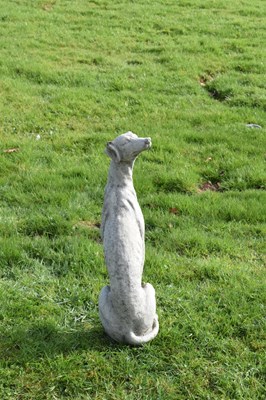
0;0;265;399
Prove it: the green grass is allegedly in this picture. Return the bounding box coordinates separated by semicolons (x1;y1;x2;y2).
0;0;265;398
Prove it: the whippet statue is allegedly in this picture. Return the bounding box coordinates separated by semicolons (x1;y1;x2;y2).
99;131;159;345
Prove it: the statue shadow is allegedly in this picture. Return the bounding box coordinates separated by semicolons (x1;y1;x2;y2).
0;321;120;363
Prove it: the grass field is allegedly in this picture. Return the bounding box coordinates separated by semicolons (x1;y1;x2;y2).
0;0;265;398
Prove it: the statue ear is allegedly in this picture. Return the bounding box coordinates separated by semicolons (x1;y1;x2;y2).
105;141;121;163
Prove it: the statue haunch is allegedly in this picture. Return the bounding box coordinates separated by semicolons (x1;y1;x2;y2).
99;131;159;345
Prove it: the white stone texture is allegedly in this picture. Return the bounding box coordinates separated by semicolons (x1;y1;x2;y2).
99;131;159;345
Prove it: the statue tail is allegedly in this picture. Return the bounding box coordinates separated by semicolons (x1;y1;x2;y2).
126;315;159;346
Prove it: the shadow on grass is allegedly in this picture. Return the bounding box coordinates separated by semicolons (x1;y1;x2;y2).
0;322;118;363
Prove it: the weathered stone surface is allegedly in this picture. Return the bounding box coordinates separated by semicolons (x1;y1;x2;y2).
99;131;159;345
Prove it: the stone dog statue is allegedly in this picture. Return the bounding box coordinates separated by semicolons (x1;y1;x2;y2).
99;131;159;345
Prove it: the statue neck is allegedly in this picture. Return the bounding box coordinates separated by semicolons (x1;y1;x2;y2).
108;160;135;186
